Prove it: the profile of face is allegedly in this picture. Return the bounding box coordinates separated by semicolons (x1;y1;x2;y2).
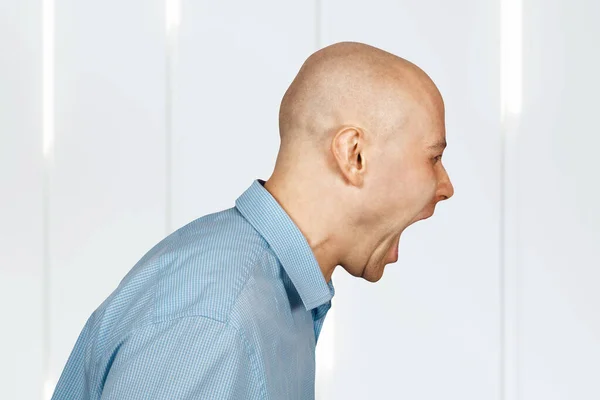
372;107;452;281
334;95;454;282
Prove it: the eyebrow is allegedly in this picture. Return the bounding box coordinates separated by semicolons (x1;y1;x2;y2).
428;140;447;150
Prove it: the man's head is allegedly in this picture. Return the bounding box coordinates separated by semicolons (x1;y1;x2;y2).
265;41;454;283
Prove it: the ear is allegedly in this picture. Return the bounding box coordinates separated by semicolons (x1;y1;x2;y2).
330;126;366;187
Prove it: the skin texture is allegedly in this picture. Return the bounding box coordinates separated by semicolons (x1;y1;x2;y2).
263;41;454;283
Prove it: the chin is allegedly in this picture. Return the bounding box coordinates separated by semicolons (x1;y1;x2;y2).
361;265;386;283
362;273;382;283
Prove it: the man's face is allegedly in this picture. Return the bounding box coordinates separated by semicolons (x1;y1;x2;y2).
359;103;454;281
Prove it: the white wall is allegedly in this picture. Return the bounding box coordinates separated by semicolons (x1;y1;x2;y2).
171;1;317;228
517;0;600;398
0;1;44;399
0;1;598;399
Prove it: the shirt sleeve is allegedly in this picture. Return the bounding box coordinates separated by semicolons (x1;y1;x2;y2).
99;316;264;400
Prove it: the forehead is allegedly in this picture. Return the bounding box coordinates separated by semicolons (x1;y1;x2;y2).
406;100;446;148
376;80;445;148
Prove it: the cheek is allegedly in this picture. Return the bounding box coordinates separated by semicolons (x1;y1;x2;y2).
424;172;438;198
406;163;437;203
369;154;435;214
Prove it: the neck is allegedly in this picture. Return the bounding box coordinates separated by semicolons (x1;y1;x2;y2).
263;172;342;283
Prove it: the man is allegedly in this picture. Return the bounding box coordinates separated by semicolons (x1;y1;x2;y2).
51;41;453;399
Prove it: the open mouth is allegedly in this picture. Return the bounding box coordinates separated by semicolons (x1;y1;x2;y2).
385;236;400;263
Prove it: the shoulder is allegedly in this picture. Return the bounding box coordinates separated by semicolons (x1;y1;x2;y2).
153;206;270;322
86;207;271;357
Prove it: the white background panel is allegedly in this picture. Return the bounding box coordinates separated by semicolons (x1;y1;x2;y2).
49;0;167;385
321;1;502;399
519;0;600;398
171;0;317;228
0;1;44;398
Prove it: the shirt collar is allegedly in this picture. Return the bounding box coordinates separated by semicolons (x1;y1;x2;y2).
235;179;334;311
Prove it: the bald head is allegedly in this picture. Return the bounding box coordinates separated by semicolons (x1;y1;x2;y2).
266;42;453;283
278;42;443;151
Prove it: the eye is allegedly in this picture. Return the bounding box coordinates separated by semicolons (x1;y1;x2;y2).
433;155;443;163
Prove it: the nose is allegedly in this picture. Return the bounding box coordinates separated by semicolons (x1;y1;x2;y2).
437;164;454;201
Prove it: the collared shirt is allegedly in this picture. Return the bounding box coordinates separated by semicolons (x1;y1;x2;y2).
51;179;335;400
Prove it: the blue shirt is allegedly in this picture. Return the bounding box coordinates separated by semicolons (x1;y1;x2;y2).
51;179;335;400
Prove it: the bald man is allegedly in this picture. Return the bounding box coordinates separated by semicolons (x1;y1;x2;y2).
51;41;453;400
